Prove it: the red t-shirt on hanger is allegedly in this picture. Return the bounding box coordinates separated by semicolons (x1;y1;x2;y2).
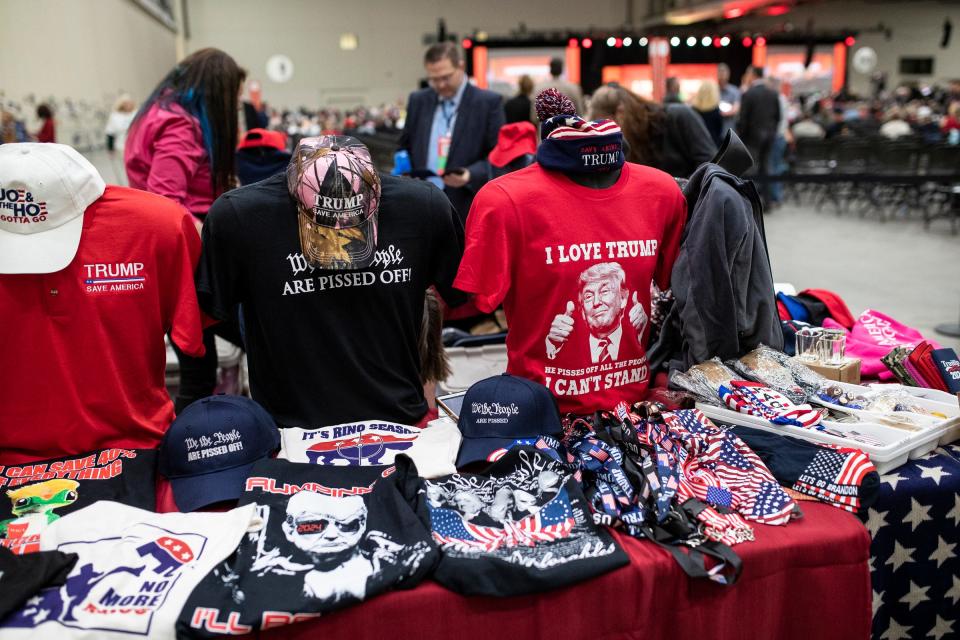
455;162;686;415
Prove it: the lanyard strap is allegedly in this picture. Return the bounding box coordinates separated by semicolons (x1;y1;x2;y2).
441;100;456;135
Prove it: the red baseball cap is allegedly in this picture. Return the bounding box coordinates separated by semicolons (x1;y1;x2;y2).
488;122;538;168
238;128;287;151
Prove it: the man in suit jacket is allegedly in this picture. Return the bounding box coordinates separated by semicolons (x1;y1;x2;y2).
399;42;505;222
737;65;781;206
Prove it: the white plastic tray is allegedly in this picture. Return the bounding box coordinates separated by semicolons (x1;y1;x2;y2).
697;402;923;474
822;381;960;449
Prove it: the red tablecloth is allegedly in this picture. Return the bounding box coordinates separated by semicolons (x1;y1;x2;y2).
158;482;871;640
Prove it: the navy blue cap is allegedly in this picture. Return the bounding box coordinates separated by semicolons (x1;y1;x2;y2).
456;374;562;467
159;395;280;512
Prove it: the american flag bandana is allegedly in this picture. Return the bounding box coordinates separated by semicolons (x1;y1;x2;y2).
616;406;759;539
791;447;876;513
663;408;797;525
718;381;825;428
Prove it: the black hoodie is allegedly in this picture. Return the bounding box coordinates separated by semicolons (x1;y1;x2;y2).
647;162;783;373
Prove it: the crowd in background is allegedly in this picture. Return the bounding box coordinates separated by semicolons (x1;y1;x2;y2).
5;63;960;190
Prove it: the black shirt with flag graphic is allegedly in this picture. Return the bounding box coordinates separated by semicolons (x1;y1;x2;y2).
425;446;629;596
177;457;438;637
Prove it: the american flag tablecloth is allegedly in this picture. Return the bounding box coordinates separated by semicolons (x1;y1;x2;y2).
868;443;960;640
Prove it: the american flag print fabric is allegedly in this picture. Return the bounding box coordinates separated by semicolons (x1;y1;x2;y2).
664;409;797;526
792;448;876;513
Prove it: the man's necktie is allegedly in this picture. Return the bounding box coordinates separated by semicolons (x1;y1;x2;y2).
597;337;613;362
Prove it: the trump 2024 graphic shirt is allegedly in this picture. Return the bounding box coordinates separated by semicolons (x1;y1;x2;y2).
455;162;686;415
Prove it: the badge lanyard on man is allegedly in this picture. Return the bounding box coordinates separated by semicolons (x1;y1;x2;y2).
437;101;455;176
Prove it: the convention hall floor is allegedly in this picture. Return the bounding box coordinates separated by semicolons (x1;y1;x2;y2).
89;150;960;352
765;199;960;352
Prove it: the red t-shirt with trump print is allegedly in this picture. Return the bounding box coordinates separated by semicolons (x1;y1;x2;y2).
0;186;204;463
455;162;686;415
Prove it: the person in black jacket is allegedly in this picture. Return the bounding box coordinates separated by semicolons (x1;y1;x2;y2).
737;66;781;206
504;75;534;124
399;42;505;222
589;83;716;178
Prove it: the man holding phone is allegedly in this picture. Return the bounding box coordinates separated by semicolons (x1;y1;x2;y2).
399;42;504;222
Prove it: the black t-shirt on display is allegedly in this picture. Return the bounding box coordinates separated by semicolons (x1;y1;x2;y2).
426;447;629;596
177;457;438;637
197;173;465;428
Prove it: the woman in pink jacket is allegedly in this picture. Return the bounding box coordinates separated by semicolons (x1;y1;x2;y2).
126;47;246;412
126;47;245;219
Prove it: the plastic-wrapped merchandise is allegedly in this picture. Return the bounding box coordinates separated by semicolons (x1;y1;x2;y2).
727;346;808;404
782;356;832;397
668;369;722;405
684;358;742;398
861;388;949;419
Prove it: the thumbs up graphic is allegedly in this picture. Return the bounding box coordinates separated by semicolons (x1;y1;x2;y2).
628;290;648;337
546;300;576;359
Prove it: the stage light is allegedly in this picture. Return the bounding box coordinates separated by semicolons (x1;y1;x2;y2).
766;4;790;16
670;36;681;46
725;8;744;18
844;36;856;46
615;37;623;47
701;36;712;46
623;36;632;46
687;36;697;46
742;36;753;46
582;37;593;48
639;36;649;46
607;36;617;47
462;38;473;49
720;36;731;46
713;37;722;47
568;38;579;48
756;36;767;46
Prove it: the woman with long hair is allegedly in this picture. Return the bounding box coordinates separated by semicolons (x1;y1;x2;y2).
125;48;246;413
125;47;246;219
691;80;724;146
589;83;716;178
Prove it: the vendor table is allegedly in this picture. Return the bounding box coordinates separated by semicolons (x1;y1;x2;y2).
157;484;871;640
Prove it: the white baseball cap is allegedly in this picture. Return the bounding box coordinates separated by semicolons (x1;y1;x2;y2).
0;143;105;274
